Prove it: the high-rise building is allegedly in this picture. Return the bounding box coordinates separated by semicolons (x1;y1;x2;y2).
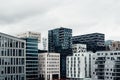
48;27;72;54
72;33;105;52
48;27;72;78
18;33;39;80
66;44;92;80
38;53;60;80
0;32;26;80
23;38;38;80
92;51;120;80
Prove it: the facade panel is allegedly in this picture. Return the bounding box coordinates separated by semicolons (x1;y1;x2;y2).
72;33;105;52
38;53;60;80
0;32;26;80
92;51;120;80
23;38;38;80
66;44;92;79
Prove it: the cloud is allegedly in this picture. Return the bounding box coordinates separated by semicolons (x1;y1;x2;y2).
0;0;120;41
0;0;63;24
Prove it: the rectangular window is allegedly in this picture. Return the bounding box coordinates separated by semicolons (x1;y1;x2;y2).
8;67;10;74
0;58;1;65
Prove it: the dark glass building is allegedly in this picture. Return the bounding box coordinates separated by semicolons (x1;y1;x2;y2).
72;33;105;53
48;27;72;78
23;38;38;80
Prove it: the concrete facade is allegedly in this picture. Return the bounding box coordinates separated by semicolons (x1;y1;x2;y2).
92;51;120;80
38;53;60;80
0;32;26;80
66;44;92;79
17;31;41;43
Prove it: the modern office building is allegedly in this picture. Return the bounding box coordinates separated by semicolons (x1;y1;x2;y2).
38;53;60;80
66;44;92;80
72;33;105;52
92;51;120;80
23;38;38;80
17;31;41;43
48;27;72;78
18;33;39;80
0;32;26;80
48;27;72;55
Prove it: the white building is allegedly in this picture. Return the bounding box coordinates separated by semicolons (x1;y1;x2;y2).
66;44;92;80
38;53;60;80
0;32;26;80
92;51;120;80
17;31;41;43
42;38;47;50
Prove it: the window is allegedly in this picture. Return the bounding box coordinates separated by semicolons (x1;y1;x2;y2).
106;72;108;75
114;53;117;55
110;53;113;55
107;57;110;59
75;54;77;56
13;49;15;56
105;53;108;55
0;58;1;65
1;50;3;56
19;50;22;56
7;67;10;73
97;53;100;55
118;53;120;55
82;54;84;56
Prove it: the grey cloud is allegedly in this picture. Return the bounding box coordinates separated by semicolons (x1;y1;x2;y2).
0;0;64;24
0;0;120;41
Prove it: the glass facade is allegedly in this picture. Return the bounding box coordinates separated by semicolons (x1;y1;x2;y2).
23;38;38;80
72;33;105;52
48;27;72;78
0;33;26;80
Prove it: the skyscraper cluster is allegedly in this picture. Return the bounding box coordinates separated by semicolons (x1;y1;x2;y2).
0;27;120;80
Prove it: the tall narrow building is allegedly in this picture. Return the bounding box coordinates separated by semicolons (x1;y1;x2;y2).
18;31;40;80
23;38;38;80
0;32;26;80
48;27;72;78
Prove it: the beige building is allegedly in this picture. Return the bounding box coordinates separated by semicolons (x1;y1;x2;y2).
38;53;60;80
17;31;41;43
105;40;120;51
111;41;120;50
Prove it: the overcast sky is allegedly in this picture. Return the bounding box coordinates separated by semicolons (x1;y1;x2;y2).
0;0;120;41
